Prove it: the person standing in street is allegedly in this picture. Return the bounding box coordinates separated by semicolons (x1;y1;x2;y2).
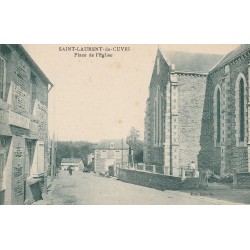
67;166;73;176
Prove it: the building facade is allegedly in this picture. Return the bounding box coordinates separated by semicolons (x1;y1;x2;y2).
199;45;250;175
144;46;250;177
94;140;130;173
61;158;84;171
0;44;52;205
144;49;223;176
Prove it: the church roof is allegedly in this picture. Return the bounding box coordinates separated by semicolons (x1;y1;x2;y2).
95;139;129;150
159;49;224;74
211;44;250;71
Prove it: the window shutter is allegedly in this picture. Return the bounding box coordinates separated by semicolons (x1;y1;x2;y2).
31;141;45;177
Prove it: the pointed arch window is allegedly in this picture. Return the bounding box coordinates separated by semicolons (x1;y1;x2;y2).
239;79;245;142
235;74;247;147
154;86;163;146
214;85;221;146
154;99;157;145
0;56;6;100
216;90;221;143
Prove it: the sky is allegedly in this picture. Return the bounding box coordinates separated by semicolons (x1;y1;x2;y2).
23;44;239;143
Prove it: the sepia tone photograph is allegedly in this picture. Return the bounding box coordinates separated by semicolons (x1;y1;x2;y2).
1;44;250;205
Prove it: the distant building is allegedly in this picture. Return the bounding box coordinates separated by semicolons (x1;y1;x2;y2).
0;44;53;205
61;158;84;171
94;140;130;173
144;45;250;177
87;153;95;165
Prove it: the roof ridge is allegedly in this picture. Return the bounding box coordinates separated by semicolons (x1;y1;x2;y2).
210;52;229;72
159;48;224;56
210;44;250;73
159;48;223;73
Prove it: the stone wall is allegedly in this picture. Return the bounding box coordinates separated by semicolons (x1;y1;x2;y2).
143;99;151;164
144;50;170;167
118;168;182;190
0;45;50;204
0;45;12;102
199;72;221;174
118;168;199;190
228;55;249;173
11;137;25;204
178;74;207;169
235;172;250;189
200;52;250;175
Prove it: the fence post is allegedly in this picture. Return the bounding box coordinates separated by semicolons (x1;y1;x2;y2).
233;169;237;188
153;165;156;174
181;168;185;181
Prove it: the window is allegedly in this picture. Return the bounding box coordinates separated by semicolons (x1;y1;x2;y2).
157;57;160;75
154;99;157;144
214;85;221;146
114;150;121;159
100;150;107;158
216;90;221;143
235;73;247;147
154;86;163;146
0;57;6;100
239;79;245;141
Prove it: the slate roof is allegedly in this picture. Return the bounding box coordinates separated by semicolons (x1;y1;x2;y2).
211;44;250;71
95;139;129;150
61;158;82;164
159;49;224;74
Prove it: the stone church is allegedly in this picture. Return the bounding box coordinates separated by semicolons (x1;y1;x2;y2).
144;45;250;177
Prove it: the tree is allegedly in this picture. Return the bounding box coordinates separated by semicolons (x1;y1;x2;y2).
55;141;96;168
126;127;140;148
126;127;143;163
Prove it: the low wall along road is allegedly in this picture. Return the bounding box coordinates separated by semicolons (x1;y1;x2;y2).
118;168;199;191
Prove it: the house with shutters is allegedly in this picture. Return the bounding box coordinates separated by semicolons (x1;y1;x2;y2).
94;139;131;174
0;44;53;205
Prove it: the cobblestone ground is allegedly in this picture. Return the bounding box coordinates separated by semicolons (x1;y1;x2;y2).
46;171;239;205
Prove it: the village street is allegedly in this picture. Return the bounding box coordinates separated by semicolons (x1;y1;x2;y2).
43;170;240;205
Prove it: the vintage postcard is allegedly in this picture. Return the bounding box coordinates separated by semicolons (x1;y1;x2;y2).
1;44;250;205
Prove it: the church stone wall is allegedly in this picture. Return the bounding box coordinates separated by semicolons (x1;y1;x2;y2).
178;74;207;169
198;72;221;174
200;52;250;175
145;50;170;167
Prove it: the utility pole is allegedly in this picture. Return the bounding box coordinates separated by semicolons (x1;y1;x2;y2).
51;85;56;181
51;133;55;181
121;138;124;169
